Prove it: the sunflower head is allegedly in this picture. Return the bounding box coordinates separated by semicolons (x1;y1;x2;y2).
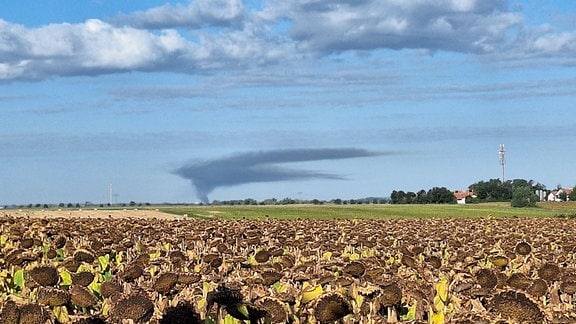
111;294;154;323
0;300;20;324
19;304;48;324
72;271;95;287
37;287;70;307
153;272;179;294
73;250;95;263
121;263;144;282
527;279;548;297
256;297;289;324
476;269;497;290
29;265;59;287
507;273;532;291
378;283;402;307
313;293;352;323
515;242;532;256
262;270;283;286
70;285;98;308
100;280;123;299
343;261;366;278
254;249;271;263
490;291;544;323
538;263;560;282
160;302;201;324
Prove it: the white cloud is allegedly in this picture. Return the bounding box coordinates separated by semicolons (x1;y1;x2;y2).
284;0;522;53
0;19;195;80
527;31;576;54
1;1;576;82
115;0;246;29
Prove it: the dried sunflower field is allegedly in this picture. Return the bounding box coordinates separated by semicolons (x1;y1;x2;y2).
1;211;576;323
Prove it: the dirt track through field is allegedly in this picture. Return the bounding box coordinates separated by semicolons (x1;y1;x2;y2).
2;208;186;220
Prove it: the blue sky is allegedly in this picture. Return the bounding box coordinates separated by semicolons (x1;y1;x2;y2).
1;0;576;205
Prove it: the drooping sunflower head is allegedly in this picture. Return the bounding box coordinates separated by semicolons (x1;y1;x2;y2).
100;280;123;299
527;279;549;297
37;287;70;307
153;272;179;295
29;265;59;287
507;273;533;291
256;297;289;324
343;261;366;278
70;285;98;308
515;242;532;256
111;294;154;323
73;250;95;263
19;304;48;324
313;293;352;323
160;301;202;324
206;284;244;310
560;274;576;294
490;291;545;323
538;263;560;282
121;263;144;282
261;270;283;286
254;249;271;263
475;269;498;290
72;271;95;287
0;300;20;324
378;283;402;307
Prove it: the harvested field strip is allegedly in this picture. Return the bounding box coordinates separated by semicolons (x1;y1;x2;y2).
160;202;576;220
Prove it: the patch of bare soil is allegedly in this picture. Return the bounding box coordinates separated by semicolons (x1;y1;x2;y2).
3;208;185;220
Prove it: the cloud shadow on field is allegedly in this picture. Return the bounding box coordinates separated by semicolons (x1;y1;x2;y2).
174;148;388;203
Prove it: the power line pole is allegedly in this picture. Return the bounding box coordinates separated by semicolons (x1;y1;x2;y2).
499;144;506;182
109;183;113;205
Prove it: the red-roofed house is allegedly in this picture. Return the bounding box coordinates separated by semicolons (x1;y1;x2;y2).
454;190;476;204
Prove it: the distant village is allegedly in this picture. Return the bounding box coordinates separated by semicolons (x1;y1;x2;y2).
454;187;574;205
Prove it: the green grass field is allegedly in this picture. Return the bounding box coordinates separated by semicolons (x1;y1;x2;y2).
159;201;576;220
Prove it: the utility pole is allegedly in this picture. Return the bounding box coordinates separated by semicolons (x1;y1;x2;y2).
499;144;506;182
109;183;113;205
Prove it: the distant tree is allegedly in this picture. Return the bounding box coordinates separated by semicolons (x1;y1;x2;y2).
511;186;539;207
570;187;576;201
243;198;257;205
415;190;428;204
280;197;295;205
468;179;534;201
390;190;406;204
403;192;416;204
427;187;456;204
390;191;399;204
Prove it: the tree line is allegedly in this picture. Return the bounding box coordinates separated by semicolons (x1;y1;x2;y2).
390;187;456;204
391;178;576;207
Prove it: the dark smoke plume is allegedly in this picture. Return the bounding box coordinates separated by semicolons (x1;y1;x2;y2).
174;148;383;203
